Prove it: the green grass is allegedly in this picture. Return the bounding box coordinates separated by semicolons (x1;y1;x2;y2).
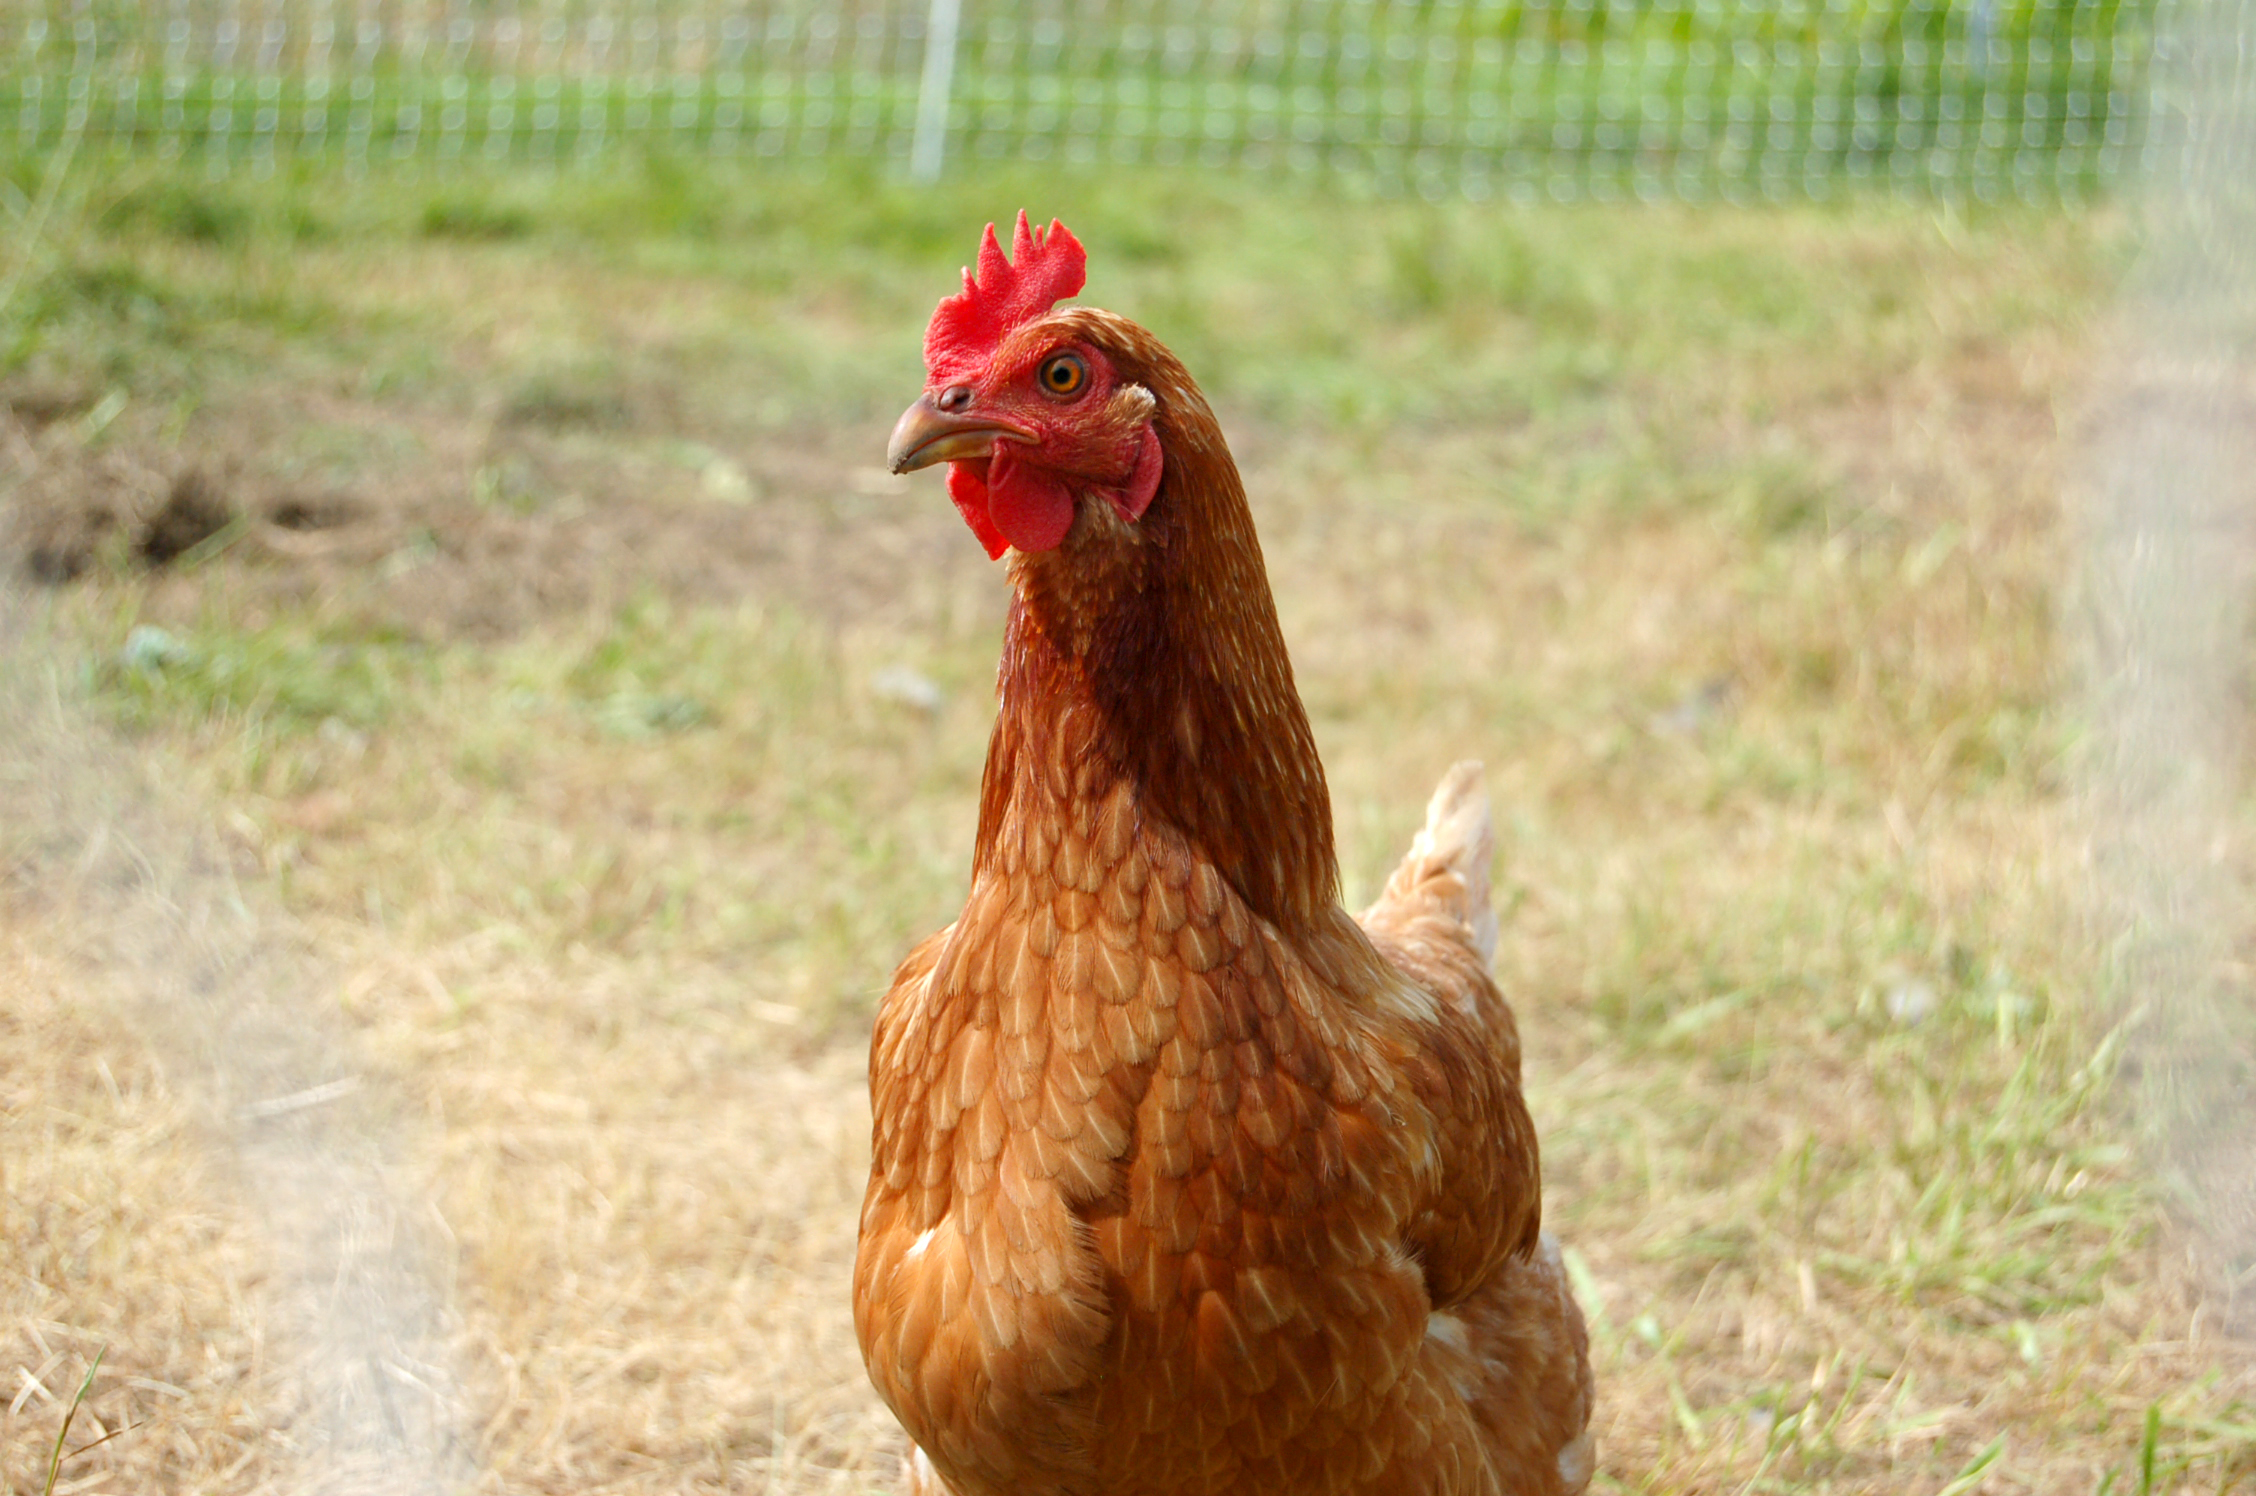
4;153;2250;1494
10;155;2126;431
99;617;424;734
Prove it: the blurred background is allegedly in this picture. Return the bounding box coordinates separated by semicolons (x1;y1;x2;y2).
0;1;2251;1493
0;0;2182;197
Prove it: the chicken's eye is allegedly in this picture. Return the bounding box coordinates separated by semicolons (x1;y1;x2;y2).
1037;353;1088;399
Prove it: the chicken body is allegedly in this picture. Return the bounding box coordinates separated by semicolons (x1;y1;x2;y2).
857;229;1592;1496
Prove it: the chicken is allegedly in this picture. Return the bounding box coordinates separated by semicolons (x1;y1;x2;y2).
855;213;1593;1496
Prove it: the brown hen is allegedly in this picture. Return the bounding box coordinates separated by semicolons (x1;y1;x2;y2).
855;213;1593;1496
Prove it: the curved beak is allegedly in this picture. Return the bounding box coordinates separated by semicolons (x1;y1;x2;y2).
886;395;1035;475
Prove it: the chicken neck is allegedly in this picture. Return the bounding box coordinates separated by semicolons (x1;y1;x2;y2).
973;383;1338;937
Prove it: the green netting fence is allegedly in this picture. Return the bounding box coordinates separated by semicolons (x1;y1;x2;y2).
1;0;2179;200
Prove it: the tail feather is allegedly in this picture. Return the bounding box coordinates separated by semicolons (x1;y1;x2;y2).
1370;760;1498;965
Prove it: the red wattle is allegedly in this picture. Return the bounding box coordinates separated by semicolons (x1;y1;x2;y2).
946;463;1008;560
944;428;1159;560
986;448;1076;554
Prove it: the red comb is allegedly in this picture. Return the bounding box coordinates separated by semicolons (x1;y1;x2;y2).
924;211;1087;383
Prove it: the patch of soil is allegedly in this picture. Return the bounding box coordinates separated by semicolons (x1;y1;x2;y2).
5;440;169;582
1;380;993;644
3;439;239;582
137;467;234;566
267;492;367;533
351;431;980;642
1;378;99;428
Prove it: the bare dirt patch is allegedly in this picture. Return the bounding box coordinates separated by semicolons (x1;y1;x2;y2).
1;375;983;646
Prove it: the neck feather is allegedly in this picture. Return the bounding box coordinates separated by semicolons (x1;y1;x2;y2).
972;336;1336;933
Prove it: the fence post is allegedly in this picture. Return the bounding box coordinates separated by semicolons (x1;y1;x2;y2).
910;0;961;181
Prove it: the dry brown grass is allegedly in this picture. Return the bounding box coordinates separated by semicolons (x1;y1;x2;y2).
0;922;286;1493
3;167;2253;1494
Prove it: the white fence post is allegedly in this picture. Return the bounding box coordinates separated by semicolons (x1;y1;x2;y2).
910;0;961;182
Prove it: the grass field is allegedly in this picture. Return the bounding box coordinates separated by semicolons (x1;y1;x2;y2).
2;155;2253;1494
